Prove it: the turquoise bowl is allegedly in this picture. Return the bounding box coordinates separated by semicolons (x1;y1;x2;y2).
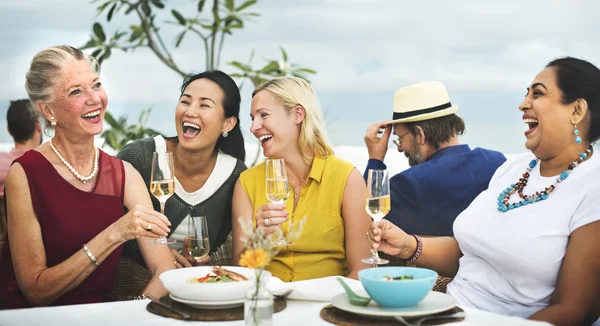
358;267;438;308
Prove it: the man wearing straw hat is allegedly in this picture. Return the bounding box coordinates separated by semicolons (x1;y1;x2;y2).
363;81;506;236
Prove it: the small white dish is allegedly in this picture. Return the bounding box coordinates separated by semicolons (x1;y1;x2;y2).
330;290;456;318
169;293;244;309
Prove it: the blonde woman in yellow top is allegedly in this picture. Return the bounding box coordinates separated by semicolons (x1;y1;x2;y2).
232;77;371;282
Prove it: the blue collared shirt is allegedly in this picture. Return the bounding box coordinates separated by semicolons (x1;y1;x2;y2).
364;145;506;236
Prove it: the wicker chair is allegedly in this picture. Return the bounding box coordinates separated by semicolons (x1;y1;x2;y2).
107;233;234;301
379;238;453;294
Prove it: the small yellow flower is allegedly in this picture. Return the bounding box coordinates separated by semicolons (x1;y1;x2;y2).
239;248;269;269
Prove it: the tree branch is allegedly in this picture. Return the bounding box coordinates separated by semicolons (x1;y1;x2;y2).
210;0;220;70
216;28;226;68
190;27;211;70
132;1;186;77
153;25;174;63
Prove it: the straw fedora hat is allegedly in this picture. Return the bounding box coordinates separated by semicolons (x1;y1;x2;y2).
385;81;458;125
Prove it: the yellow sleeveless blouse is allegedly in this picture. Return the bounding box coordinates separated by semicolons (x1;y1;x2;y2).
239;155;354;282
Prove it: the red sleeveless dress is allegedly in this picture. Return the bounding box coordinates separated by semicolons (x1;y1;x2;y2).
0;149;125;309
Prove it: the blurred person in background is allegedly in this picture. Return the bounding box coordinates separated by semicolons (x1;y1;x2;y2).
363;82;505;236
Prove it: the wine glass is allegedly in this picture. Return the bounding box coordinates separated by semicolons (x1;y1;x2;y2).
150;151;177;245
186;215;210;263
362;169;390;265
265;158;293;246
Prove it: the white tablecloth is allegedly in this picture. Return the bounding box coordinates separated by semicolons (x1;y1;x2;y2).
0;299;551;326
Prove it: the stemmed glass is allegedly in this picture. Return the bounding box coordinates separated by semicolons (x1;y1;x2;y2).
186;215;210;263
362;169;390;265
150;152;177;244
265;158;294;246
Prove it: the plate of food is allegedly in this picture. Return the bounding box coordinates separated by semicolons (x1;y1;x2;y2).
159;266;271;302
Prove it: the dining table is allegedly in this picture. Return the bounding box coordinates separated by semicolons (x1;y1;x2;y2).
0;298;551;326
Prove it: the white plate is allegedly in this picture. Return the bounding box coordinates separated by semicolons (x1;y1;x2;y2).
169;293;244;309
330;290;456;318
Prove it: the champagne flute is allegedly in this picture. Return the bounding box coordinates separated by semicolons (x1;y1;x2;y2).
265;158;293;246
187;215;210;263
150;152;177;244
362;169;390;265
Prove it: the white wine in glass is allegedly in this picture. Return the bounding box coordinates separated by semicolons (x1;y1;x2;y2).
150;152;176;245
187;215;210;262
362;169;390;265
265;158;293;246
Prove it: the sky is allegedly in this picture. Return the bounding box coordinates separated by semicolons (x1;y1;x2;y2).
1;0;599;157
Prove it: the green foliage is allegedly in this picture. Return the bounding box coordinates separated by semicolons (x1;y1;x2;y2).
228;47;316;89
100;109;163;151
82;0;262;74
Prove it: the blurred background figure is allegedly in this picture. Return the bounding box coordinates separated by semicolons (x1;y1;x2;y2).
363;82;506;236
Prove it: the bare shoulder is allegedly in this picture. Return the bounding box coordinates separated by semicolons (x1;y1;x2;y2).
6;161;26;186
121;160;144;181
121;160;146;193
346;168;365;186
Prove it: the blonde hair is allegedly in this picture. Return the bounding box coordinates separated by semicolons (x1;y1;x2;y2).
25;45;100;103
253;76;334;164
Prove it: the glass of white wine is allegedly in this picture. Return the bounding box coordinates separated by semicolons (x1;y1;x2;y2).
150;151;176;245
265;158;293;246
187;215;210;263
362;169;390;265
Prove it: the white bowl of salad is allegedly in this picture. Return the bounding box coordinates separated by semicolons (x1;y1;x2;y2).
159;266;271;301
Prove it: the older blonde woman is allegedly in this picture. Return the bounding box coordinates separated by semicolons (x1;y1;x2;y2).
0;45;173;308
232;77;371;281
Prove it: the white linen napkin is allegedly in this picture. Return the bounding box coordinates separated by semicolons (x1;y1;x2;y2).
267;276;364;302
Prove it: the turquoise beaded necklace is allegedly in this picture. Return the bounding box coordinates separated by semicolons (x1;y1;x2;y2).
497;146;593;212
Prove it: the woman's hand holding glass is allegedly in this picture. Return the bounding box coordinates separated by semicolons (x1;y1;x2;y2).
183;215;211;266
111;204;171;243
368;219;414;259
265;158;294;245
256;202;289;236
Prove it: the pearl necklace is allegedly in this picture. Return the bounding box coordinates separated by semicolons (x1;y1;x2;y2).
497;146;592;212
49;139;99;184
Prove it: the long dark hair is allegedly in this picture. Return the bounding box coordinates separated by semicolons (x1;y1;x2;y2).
546;57;600;143
180;70;245;161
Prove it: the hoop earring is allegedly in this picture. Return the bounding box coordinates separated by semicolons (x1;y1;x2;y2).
574;124;581;144
222;131;229;138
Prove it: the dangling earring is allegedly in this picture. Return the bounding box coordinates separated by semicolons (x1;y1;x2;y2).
50;116;57;127
222;131;229;138
574;124;581;143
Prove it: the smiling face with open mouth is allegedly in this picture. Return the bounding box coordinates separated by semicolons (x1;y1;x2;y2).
519;67;576;157
42;60;107;137
249;90;300;158
175;78;234;152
